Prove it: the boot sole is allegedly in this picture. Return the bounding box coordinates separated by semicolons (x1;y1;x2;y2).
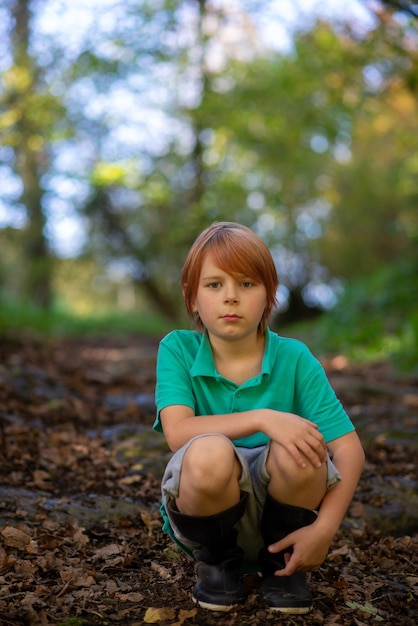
192;596;243;612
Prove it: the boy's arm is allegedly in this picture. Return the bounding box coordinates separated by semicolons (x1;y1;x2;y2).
314;430;365;537
160;404;326;468
268;430;365;575
160;404;260;451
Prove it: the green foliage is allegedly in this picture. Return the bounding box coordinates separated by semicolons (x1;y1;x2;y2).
0;293;173;339
290;259;418;371
57;618;90;626
1;1;418;328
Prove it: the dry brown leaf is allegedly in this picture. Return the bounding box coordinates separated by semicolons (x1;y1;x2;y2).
151;560;171;579
40;447;73;467
59;566;96;587
141;511;158;535
1;336;417;626
100;555;126;569
72;588;96;600
324;614;344;625
74;573;96;587
405;576;418;592
13;558;38;576
316;583;337;598
329;544;349;558
1;525;32;549
32;469;52;490
20;591;47;610
143;607;176;623
172;608;198;626
118;591;145;602
25;539;39;554
104;580;119;594
70;529;88;548
0;552;17;571
93;543;121;561
118;474;143;485
349;501;366;518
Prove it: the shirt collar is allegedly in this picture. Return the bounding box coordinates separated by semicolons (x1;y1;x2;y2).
190;328;274;380
190;332;217;378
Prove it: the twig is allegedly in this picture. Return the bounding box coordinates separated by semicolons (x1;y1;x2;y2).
56;580;71;598
0;591;26;600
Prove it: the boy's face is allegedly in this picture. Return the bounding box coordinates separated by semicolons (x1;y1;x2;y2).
191;252;267;342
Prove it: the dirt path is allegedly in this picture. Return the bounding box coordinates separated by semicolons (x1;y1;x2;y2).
0;334;417;625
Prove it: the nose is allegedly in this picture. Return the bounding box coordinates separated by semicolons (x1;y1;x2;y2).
224;284;239;303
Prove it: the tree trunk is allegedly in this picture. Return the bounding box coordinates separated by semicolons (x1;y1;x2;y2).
11;0;53;309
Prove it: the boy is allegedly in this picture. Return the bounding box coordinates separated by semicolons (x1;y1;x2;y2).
153;222;364;613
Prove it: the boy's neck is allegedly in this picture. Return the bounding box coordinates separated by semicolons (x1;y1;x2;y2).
208;332;266;385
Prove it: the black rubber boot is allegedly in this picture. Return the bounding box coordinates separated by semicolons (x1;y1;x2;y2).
258;493;318;614
168;493;247;612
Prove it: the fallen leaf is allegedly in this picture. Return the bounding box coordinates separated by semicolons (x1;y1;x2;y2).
141;511;158;535
0;552;17;572
72;527;89;547
20;591;47;610
119;474;143;485
349;501;366;518
172;608;198;626
143;607;176;623
32;469;52;490
118;591;145;602
25;539;39;554
0;335;417;626
151;560;171;579
329;544;349;558
59;566;96;587
1;526;32;549
93;543;121;561
13;558;38;576
346;600;384;621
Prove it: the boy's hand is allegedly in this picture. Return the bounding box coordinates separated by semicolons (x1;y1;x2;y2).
267;524;331;576
265;411;327;469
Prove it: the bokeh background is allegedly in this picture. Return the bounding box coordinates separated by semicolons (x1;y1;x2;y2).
1;0;417;369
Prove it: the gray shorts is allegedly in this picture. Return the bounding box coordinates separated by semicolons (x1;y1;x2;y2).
161;434;341;565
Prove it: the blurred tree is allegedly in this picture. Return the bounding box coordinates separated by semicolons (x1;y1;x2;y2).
319;75;418;277
0;0;65;307
313;8;418;277
0;0;417;322
56;1;418;318
379;0;418;17
83;5;358;318
81;0;279;319
186;16;418;306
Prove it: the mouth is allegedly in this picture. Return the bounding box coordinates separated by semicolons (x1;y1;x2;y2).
222;314;242;322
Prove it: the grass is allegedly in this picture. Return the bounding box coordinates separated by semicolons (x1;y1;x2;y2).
0;296;174;340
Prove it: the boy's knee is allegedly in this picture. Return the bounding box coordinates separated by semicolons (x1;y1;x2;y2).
182;435;239;486
267;442;325;488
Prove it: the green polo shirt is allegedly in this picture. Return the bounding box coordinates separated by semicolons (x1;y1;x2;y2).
154;328;354;444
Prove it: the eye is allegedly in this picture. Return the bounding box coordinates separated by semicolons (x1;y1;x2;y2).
241;281;254;288
207;282;221;289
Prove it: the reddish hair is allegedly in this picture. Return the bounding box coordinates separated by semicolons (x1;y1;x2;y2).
182;222;278;333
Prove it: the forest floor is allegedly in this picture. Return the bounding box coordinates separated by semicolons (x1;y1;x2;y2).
0;332;417;626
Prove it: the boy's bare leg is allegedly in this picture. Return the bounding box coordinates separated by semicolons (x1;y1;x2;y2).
266;441;327;510
176;435;242;516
